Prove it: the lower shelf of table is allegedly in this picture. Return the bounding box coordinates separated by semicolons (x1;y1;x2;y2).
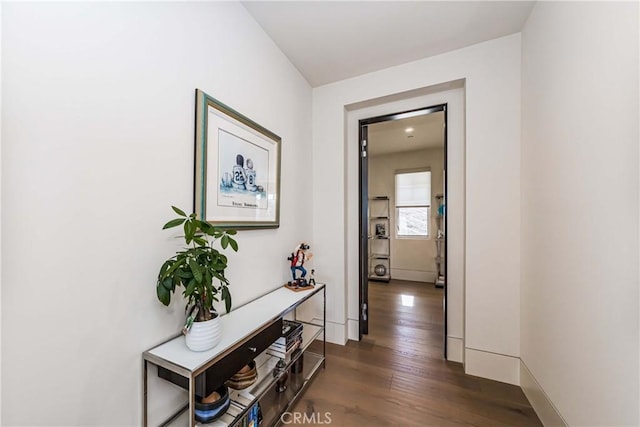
254;351;324;427
164;349;325;427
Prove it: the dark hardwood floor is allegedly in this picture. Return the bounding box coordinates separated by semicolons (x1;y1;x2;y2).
291;279;542;426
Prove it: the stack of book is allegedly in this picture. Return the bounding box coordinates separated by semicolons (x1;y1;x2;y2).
238;403;261;427
208;390;260;427
267;320;303;363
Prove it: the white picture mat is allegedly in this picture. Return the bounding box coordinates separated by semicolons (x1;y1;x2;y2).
217;129;269;210
205;106;277;223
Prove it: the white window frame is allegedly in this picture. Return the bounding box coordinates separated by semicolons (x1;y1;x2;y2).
395;169;431;239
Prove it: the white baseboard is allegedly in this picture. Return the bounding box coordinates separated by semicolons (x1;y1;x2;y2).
347;319;359;341
390;269;436;283
520;360;567;427
446;336;464;363
324;320;347;345
464;348;520;385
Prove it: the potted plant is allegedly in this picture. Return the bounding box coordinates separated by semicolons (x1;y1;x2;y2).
156;206;238;351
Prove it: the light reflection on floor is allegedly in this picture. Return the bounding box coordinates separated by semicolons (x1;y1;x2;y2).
400;294;415;307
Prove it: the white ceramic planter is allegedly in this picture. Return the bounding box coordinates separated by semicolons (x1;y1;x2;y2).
185;314;223;352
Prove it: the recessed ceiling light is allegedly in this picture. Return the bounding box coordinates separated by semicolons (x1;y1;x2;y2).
405;127;414;133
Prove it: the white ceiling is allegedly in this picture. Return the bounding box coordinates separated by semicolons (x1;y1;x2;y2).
242;1;535;87
368;111;444;156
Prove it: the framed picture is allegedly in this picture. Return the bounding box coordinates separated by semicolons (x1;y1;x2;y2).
195;89;281;229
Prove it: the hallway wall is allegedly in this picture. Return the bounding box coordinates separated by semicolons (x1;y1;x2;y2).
521;2;639;425
313;34;522;383
2;3;312;425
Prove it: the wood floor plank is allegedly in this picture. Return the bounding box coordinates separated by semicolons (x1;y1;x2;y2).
290;280;541;426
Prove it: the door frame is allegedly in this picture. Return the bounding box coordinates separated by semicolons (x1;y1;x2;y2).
358;104;448;358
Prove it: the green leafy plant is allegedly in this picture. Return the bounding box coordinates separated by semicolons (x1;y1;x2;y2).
156;206;238;321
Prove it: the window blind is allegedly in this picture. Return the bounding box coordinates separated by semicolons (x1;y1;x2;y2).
395;171;430;207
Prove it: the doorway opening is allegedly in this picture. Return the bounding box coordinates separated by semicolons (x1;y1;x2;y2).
358;104;448;358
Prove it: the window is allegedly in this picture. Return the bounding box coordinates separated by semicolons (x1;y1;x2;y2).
395;171;430;237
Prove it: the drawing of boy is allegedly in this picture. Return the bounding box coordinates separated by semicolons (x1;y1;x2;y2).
232;154;247;190
245;158;257;192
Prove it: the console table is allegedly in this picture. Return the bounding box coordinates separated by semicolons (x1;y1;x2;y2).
143;284;326;426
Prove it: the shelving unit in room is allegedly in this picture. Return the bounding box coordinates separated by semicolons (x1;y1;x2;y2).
435;193;445;288
368;196;391;282
143;284;326;427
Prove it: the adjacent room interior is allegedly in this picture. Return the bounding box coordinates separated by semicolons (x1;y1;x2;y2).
364;110;446;356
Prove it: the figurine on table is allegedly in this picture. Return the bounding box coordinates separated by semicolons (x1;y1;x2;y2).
287;242;313;287
308;269;316;286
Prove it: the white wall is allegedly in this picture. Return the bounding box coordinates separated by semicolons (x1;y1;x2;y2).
0;1;3;417
1;3;311;425
368;148;444;282
521;2;639;425
313;34;521;381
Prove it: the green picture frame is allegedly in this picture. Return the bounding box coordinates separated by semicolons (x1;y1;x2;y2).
194;89;281;229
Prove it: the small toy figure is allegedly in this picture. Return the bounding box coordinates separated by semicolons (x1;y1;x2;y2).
308;269;316;287
231;154;247;190
287;242;313;283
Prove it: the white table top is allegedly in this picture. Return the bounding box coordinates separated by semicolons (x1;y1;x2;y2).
144;284;324;373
